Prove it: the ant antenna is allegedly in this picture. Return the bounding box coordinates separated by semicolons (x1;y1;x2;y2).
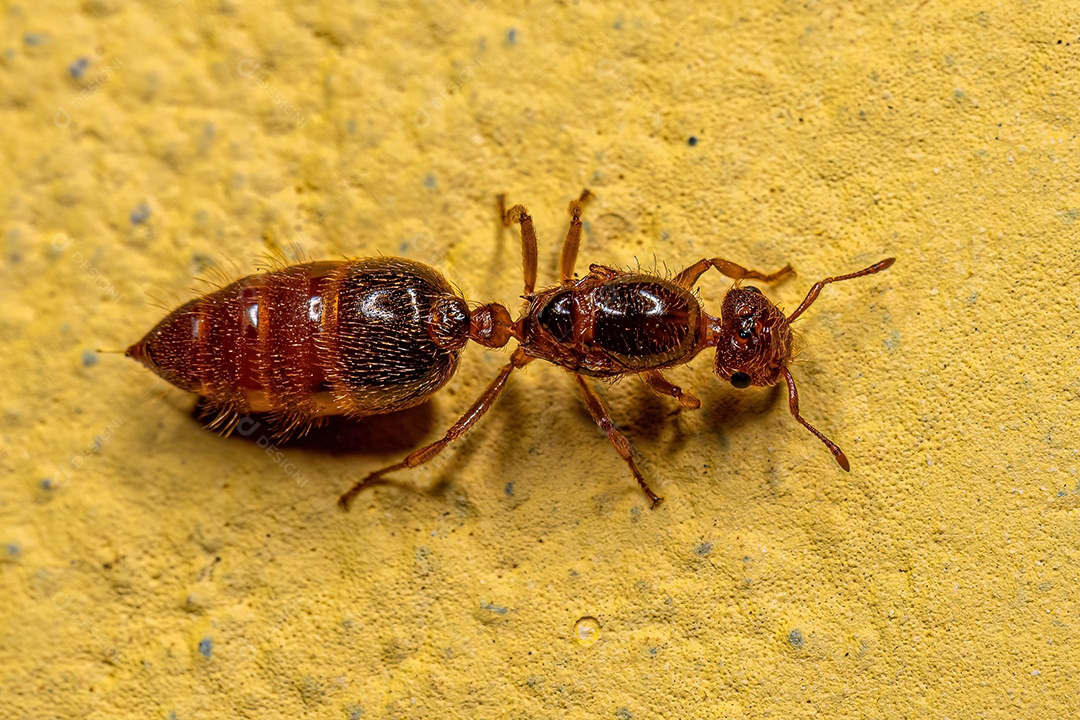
788;258;895;322
779;256;894;470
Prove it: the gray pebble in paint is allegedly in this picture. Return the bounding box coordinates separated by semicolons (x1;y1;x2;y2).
68;57;90;79
130;204;151;225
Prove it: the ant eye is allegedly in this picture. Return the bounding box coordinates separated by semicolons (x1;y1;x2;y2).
731;372;751;389
744;286;761;295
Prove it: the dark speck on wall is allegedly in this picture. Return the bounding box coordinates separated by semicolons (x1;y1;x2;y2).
423;173;436;189
346;705;365;720
130;203;151;225
7;228;23;263
198;636;213;658
616;708;633;720
23;33;49;47
694;541;713;556
6;543;20;557
788;628;804;648
68;57;90;79
506;28;517;46
687;136;698;147
190;252;215;275
81;349;98;367
197;123;216;155
504;481;514;497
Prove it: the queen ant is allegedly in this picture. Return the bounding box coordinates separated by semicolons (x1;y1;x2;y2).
127;191;893;508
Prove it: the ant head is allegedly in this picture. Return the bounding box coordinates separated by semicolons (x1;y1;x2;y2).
709;256;894;472
712;285;794;389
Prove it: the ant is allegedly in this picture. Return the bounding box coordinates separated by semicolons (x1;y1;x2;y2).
126;191;894;509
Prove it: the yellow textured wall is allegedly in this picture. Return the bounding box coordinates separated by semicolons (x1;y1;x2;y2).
2;1;1077;717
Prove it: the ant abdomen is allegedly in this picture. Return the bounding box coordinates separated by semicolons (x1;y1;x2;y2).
127;258;469;436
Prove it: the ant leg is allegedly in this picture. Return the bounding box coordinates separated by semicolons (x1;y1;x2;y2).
574;375;664;508
500;196;539;295
338;348;533;510
559;189;593;284
673;258;794;289
641;370;700;410
787;257;895;321
780;366;850;471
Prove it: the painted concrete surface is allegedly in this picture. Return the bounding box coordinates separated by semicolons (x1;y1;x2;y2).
1;1;1077;717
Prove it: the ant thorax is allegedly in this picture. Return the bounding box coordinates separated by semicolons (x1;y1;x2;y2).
517;272;708;376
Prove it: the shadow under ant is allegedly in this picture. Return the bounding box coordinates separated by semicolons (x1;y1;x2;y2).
192;398;438;457
189;369;784;506
188;379;533;506
700;382;786;447
567;377;784;481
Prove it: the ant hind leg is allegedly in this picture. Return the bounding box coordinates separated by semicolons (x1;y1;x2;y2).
499;195;539;295
338;349;533;510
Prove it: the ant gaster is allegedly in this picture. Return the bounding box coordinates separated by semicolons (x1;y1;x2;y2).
126;191;894;509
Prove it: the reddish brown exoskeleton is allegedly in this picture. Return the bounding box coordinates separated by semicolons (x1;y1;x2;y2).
127;258;507;436
127;192;894;509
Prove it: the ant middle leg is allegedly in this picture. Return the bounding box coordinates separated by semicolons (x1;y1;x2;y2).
574;374;663;508
559;189;593;284
641;370;700;410
338;348;533;510
499;195;539;295
673;257;794;290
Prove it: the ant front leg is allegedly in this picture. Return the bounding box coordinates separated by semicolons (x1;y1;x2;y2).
641;370;700;410
575;374;663;508
338;348;533;510
559;189;593;284
499;195;539;295
673;257;794;290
